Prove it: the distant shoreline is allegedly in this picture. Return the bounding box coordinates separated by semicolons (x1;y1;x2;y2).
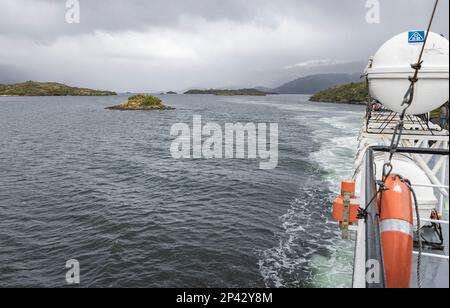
0;81;117;97
184;88;272;96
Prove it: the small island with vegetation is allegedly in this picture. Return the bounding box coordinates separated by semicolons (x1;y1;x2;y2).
0;81;117;96
106;94;174;111
309;82;369;105
184;88;270;96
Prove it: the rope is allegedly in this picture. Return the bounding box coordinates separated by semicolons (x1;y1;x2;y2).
421;209;444;248
402;178;423;289
378;1;440;288
359;0;441;288
382;0;440;181
357;181;387;220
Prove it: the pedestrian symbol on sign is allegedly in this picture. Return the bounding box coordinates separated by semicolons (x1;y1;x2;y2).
408;31;425;44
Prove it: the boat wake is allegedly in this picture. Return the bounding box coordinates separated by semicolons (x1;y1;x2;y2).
258;184;351;288
259;105;363;288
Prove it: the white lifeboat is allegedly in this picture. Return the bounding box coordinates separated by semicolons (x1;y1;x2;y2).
366;31;449;115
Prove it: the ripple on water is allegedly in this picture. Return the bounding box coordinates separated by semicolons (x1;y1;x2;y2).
0;95;364;287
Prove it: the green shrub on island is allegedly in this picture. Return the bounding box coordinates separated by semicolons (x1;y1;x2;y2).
309;82;369;104
106;94;174;111
128;94;163;106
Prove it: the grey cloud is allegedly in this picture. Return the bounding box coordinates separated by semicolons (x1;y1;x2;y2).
1;0;261;42
3;0;448;42
0;0;448;92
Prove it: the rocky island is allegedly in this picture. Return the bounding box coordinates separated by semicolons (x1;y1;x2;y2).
106;94;175;111
184;88;269;96
0;81;116;96
309;82;369;105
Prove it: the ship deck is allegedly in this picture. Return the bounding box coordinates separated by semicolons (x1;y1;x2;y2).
352;110;449;288
411;213;449;288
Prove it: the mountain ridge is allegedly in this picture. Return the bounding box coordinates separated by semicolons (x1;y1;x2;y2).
272;73;362;94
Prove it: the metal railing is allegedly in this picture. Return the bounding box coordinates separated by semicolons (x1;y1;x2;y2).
365;148;387;288
367;146;450;272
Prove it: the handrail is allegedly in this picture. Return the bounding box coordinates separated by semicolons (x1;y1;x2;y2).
411;183;449;190
413;251;449;261
414;217;449;225
365;148;387;288
367;145;449;288
371;146;449;156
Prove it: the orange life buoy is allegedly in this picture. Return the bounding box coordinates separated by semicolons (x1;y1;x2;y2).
379;174;414;289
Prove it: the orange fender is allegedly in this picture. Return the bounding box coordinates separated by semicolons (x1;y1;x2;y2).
380;174;414;289
332;180;359;224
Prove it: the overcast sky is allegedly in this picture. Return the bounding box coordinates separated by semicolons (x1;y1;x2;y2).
0;0;448;92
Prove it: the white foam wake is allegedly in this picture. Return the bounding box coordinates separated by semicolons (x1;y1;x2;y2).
259;100;364;288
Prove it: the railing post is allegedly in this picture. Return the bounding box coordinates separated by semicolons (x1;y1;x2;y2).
365;148;386;288
438;149;448;215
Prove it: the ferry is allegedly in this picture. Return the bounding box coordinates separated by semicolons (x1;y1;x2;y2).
331;13;449;288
